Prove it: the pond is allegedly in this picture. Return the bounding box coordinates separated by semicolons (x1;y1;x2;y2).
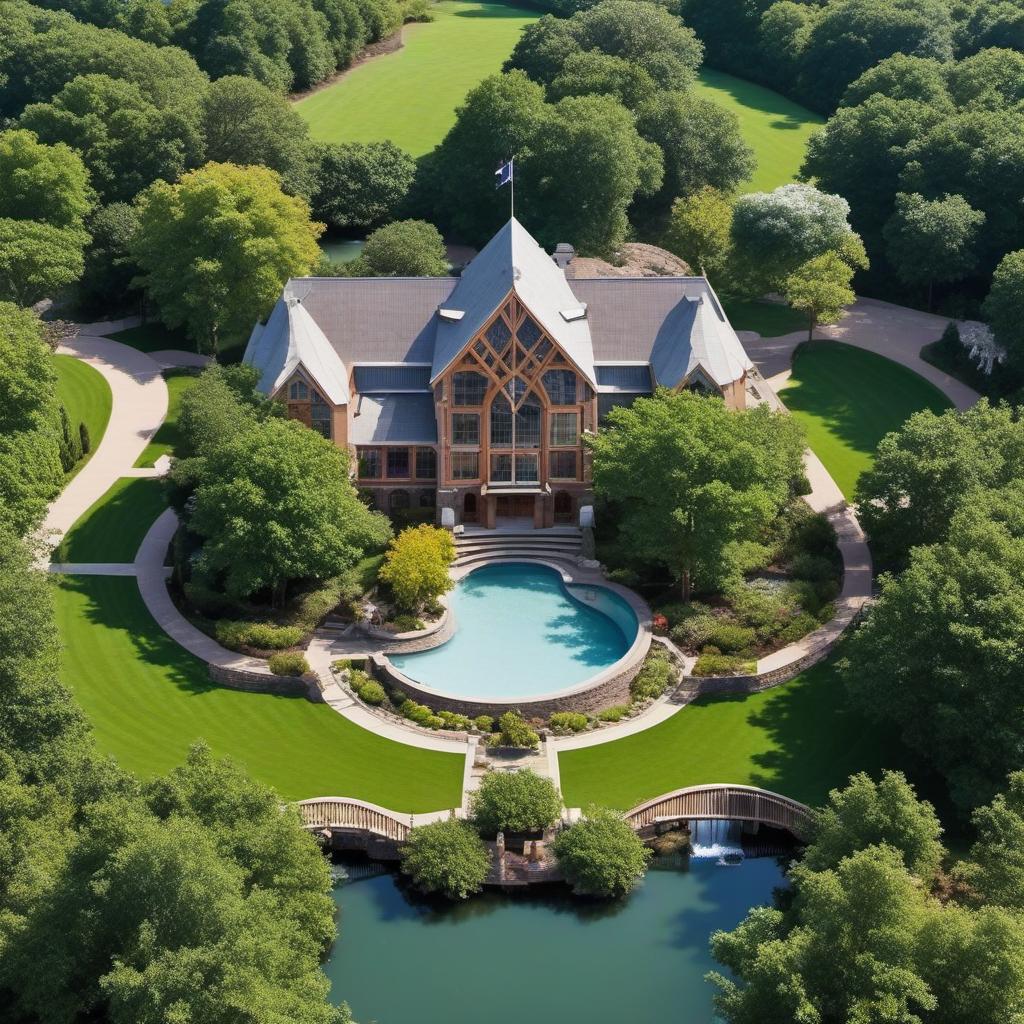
319;236;365;265
325;855;788;1024
388;562;638;699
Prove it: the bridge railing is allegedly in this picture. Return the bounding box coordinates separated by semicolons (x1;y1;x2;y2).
297;797;413;841
624;784;812;838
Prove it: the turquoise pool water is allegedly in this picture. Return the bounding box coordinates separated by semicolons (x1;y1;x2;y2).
389;562;637;699
325;856;789;1024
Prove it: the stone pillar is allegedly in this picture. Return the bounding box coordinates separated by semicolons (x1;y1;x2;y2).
496;831;506;881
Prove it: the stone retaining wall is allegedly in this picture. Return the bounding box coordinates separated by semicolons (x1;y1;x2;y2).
369;636;649;719
364;613;455;654
208;663;322;702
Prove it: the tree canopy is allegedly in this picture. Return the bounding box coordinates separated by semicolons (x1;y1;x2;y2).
469;769;563;836
984;249;1024;368
355;219;449;277
400;818;491;900
661;186;733;277
587;390;806;598
783;251;855;340
378;524;455;612
131;162;324;355
311;140;415;232
552;805;651;898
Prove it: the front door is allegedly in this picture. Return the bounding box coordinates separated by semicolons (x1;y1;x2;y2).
495;494;535;520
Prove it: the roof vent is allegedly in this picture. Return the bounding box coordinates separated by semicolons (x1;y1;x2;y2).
438;308;465;322
560;305;587;322
553;243;575;270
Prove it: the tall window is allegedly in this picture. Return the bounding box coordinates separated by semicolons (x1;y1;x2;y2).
515;390;541;448
451;413;480;446
415;448;437;479
489;394;513;447
288;378;309;400
310;387;331;439
453;371;488;406
549;451;576;479
451;452;479;480
515;454;539;483
542;369;576;405
490;454;512;482
358;448;380;479
549;412;578;447
387;448;409;478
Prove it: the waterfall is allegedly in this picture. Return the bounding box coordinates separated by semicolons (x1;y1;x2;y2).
688;819;745;861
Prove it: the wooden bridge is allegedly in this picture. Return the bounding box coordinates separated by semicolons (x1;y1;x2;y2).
297;797;413;842
624;784;812;839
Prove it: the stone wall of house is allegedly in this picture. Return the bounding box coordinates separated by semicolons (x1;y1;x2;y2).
208;663;322;701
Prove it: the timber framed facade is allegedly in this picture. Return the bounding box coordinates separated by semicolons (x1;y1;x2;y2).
244;218;754;529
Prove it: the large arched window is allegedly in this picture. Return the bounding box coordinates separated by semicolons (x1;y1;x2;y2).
490;393;512;447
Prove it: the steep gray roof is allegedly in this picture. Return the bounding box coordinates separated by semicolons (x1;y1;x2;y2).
431;218;596;385
244;297;349;404
349;394;437;445
289;277;455;365
572;278;752;387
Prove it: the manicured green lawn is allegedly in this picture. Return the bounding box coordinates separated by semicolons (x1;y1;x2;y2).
559;658;901;811
724;299;806;338
55;477;167;563
692;68;823;194
53;575;464;808
295;1;538;156
134;370;199;467
109;321;192;354
781;342;952;499
53;354;112;479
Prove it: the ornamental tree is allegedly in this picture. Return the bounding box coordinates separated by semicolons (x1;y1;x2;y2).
983;249;1024;368
552;805;651;898
400;818;491;900
730;184;867;296
803;771;944;878
662;186;733;278
587;390;806;599
189;417;391;605
311;140;415;231
843;483;1024;810
131;162;324;356
469;769;562;835
883;192;985;309
378;524;455;612
782;251;855;341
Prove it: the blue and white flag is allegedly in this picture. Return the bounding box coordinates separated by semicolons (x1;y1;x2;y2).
495;158;514;189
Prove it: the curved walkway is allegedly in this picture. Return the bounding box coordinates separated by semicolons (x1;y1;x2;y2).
741;297;981;411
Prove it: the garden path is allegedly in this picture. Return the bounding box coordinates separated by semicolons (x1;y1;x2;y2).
742;296;981;410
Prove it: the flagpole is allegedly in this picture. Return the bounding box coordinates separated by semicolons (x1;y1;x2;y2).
510;157;515;220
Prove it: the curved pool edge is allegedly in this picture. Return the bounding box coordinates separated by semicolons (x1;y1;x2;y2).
371;558;653;718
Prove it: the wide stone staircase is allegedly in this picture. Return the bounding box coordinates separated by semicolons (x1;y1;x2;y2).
453;526;583;569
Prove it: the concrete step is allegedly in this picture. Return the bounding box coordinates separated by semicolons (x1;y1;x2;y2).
454;549;582;569
455;537;581;555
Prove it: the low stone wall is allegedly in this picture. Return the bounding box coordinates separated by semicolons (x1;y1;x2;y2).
369;637;649;719
362;613;455;654
208;663;322;702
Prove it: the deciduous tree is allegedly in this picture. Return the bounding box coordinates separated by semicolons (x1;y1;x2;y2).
552;805;651;897
662;186;733;278
131;162;324;356
400;818;491;899
469;769;562;835
984;249;1024;368
783;251;855;340
311;140;415;231
378;524;455;612
355;218;448;277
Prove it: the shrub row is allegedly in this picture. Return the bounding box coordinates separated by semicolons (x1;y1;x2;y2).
268;652;309;676
214;619;304;651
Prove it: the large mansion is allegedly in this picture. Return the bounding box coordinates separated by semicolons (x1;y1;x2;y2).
244;218;754;529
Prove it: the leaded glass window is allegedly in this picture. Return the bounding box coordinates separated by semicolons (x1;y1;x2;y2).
490;454;512;482
387;448;410;478
485;318;511;350
549;412;578;447
451;452;479;479
416;449;437;479
515;454;539;483
452;371;488;406
358;448;380;479
288;378;309;400
490;394;512;447
518;315;542;350
542;369;577;405
451;413;480;446
549;451;576;479
515;391;541;448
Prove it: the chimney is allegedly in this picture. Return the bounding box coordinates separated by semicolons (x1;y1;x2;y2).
552;243;575;270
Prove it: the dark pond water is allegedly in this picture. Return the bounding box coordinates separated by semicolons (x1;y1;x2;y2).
324;856;789;1024
319;237;365;264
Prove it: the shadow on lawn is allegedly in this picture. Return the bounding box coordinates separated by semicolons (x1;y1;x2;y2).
453;2;536;17
61;574;310;709
698;69;822;129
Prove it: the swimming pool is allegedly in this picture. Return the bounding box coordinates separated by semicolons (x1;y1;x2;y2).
389;562;639;700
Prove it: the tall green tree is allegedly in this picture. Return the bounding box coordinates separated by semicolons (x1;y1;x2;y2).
552;806;651;898
311;140;415;231
78;202;142;314
587;390;806;598
883;192;985;309
202;76;315;197
957;772;1024;910
355;219;448;277
189;417;391;603
856;400;1024;569
844;483;1024;810
839;53;953;109
131;162;324;356
984;249;1024;368
783;251;855;341
400;818;491;900
21;73;204;204
662;186;734;277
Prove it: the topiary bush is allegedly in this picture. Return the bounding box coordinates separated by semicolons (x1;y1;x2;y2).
474;715;494;733
268;652;309;676
706;622;756;655
548;711;589;734
552;806;652;898
469;769;562;835
400;819;491;899
350;671;385;705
